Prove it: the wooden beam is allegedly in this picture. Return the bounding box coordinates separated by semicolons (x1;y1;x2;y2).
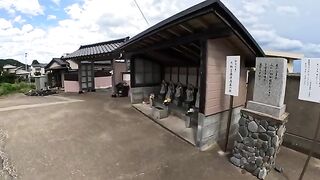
178;45;200;57
167;29;180;37
169;47;199;64
191;43;201;50
145;50;197;66
196;18;209;29
179;24;193;33
129;27;232;54
199;40;207;114
214;10;258;56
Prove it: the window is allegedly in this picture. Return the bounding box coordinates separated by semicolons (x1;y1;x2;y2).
134;58;161;86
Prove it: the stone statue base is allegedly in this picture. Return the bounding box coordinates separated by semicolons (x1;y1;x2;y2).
230;108;288;179
247;101;286;118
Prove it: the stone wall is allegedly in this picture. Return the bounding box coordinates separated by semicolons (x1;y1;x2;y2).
230;109;287;179
130;86;160;104
197;106;242;151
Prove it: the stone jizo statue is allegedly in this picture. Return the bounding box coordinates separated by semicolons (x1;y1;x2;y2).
185;84;194;103
159;80;167;100
165;82;175;100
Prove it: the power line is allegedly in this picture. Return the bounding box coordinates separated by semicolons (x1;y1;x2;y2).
133;0;150;26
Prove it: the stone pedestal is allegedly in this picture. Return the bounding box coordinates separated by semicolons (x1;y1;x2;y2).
230;58;289;179
247;101;286;118
230;109;288;179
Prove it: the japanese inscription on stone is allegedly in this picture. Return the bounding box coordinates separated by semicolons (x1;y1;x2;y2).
225;56;240;96
253;58;287;107
299;58;320;103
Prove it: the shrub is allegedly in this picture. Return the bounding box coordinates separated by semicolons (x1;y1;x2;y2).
0;82;35;96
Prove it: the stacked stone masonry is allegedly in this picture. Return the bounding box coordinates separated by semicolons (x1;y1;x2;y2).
230;110;286;179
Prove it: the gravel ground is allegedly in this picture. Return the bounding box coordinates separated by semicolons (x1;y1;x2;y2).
0;92;319;180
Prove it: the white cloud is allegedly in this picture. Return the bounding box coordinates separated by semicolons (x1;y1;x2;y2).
21;24;34;33
223;0;320;57
0;0;43;16
0;0;204;62
0;0;319;62
51;0;61;6
242;0;272;15
276;6;299;16
0;18;12;30
64;3;83;20
47;15;57;20
250;29;303;51
13;15;26;24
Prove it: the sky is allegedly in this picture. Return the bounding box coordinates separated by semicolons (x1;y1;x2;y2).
0;0;319;64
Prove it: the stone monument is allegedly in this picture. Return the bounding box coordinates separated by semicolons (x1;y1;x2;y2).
247;58;287;118
230;58;289;179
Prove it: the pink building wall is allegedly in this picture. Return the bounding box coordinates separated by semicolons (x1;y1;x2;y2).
95;76;112;89
113;62;128;85
64;81;80;92
205;37;252;116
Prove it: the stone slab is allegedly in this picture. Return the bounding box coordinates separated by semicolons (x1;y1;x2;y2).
253;58;287;107
247;101;286;119
241;108;289;125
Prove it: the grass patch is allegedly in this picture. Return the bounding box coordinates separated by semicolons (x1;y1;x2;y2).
0;82;35;96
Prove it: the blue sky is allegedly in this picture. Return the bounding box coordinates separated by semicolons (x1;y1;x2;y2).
0;0;319;63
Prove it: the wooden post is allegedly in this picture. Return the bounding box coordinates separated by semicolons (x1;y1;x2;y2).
91;60;95;91
111;59;116;94
224;95;234;152
299;111;320;180
78;61;82;93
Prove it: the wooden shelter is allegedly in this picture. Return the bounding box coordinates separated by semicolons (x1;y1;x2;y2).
121;0;265;149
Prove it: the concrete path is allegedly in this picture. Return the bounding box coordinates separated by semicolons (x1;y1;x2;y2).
0;92;319;180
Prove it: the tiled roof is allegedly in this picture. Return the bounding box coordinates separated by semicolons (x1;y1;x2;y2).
63;37;129;59
32;63;47;68
45;58;67;70
3;64;17;69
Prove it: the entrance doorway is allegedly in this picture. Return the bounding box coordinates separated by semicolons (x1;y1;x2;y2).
81;64;93;91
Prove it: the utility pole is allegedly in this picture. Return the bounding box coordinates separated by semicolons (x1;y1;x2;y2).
25;53;28;71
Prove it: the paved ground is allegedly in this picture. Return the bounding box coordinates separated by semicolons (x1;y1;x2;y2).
0;91;319;180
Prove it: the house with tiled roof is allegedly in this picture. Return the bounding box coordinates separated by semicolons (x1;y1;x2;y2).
61;37;130;93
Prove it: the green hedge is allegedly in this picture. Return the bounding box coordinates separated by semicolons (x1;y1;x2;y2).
0;82;35;96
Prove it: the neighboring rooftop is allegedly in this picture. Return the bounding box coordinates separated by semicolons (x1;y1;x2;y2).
15;69;30;75
265;50;304;60
32;63;47;68
3;64;17;69
45;58;68;70
63;37;129;59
